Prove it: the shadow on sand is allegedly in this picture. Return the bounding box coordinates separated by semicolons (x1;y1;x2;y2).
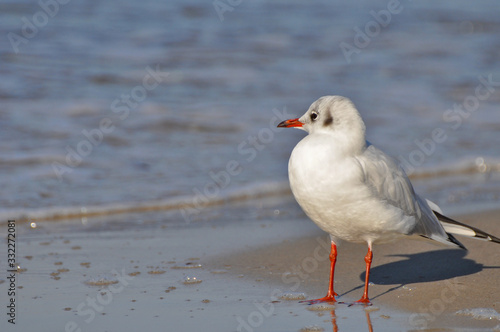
364;249;482;285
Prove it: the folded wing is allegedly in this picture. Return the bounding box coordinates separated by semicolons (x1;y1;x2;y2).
355;143;465;249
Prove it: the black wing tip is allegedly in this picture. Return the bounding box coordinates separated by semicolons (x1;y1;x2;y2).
433;210;500;245
418;234;467;250
447;233;467;250
487;234;500;244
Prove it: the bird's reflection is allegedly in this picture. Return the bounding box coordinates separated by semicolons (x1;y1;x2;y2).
326;307;373;332
329;309;338;332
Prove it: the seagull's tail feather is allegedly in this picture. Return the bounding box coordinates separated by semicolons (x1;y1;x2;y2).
433;211;500;245
411;197;466;249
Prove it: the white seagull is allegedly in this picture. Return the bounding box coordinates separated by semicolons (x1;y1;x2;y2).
278;95;500;305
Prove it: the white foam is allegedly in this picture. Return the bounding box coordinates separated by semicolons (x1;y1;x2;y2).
84;274;119;286
278;292;307;301
306;303;336;311
183;276;202;285
300;326;325;332
455;308;500;321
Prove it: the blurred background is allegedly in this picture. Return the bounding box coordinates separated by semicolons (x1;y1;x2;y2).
1;0;499;223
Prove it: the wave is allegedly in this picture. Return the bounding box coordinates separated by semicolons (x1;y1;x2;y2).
0;154;67;167
0;181;292;224
406;156;500;179
1;157;499;225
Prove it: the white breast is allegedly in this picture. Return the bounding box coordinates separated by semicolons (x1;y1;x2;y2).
288;134;414;244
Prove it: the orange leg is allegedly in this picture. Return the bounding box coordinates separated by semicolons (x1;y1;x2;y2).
354;246;373;305
304;241;338;304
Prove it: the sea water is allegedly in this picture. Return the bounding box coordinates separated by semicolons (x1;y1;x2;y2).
1;0;500;223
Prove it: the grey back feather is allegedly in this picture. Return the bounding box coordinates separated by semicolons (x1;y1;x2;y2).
355;143;460;246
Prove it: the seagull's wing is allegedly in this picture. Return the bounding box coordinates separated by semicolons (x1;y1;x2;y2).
355;143;465;249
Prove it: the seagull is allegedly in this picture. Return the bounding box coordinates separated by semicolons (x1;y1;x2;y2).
278;95;500;305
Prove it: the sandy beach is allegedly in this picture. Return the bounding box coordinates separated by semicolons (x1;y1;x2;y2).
1;198;499;331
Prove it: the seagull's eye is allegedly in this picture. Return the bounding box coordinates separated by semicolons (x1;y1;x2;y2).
310;112;318;121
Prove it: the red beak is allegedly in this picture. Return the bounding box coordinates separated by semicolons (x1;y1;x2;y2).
277;118;303;128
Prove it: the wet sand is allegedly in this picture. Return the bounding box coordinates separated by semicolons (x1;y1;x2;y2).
0;205;499;331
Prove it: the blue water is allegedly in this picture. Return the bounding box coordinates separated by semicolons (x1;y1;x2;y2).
1;0;500;221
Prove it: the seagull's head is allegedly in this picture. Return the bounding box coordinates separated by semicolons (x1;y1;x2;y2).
278;95;366;136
